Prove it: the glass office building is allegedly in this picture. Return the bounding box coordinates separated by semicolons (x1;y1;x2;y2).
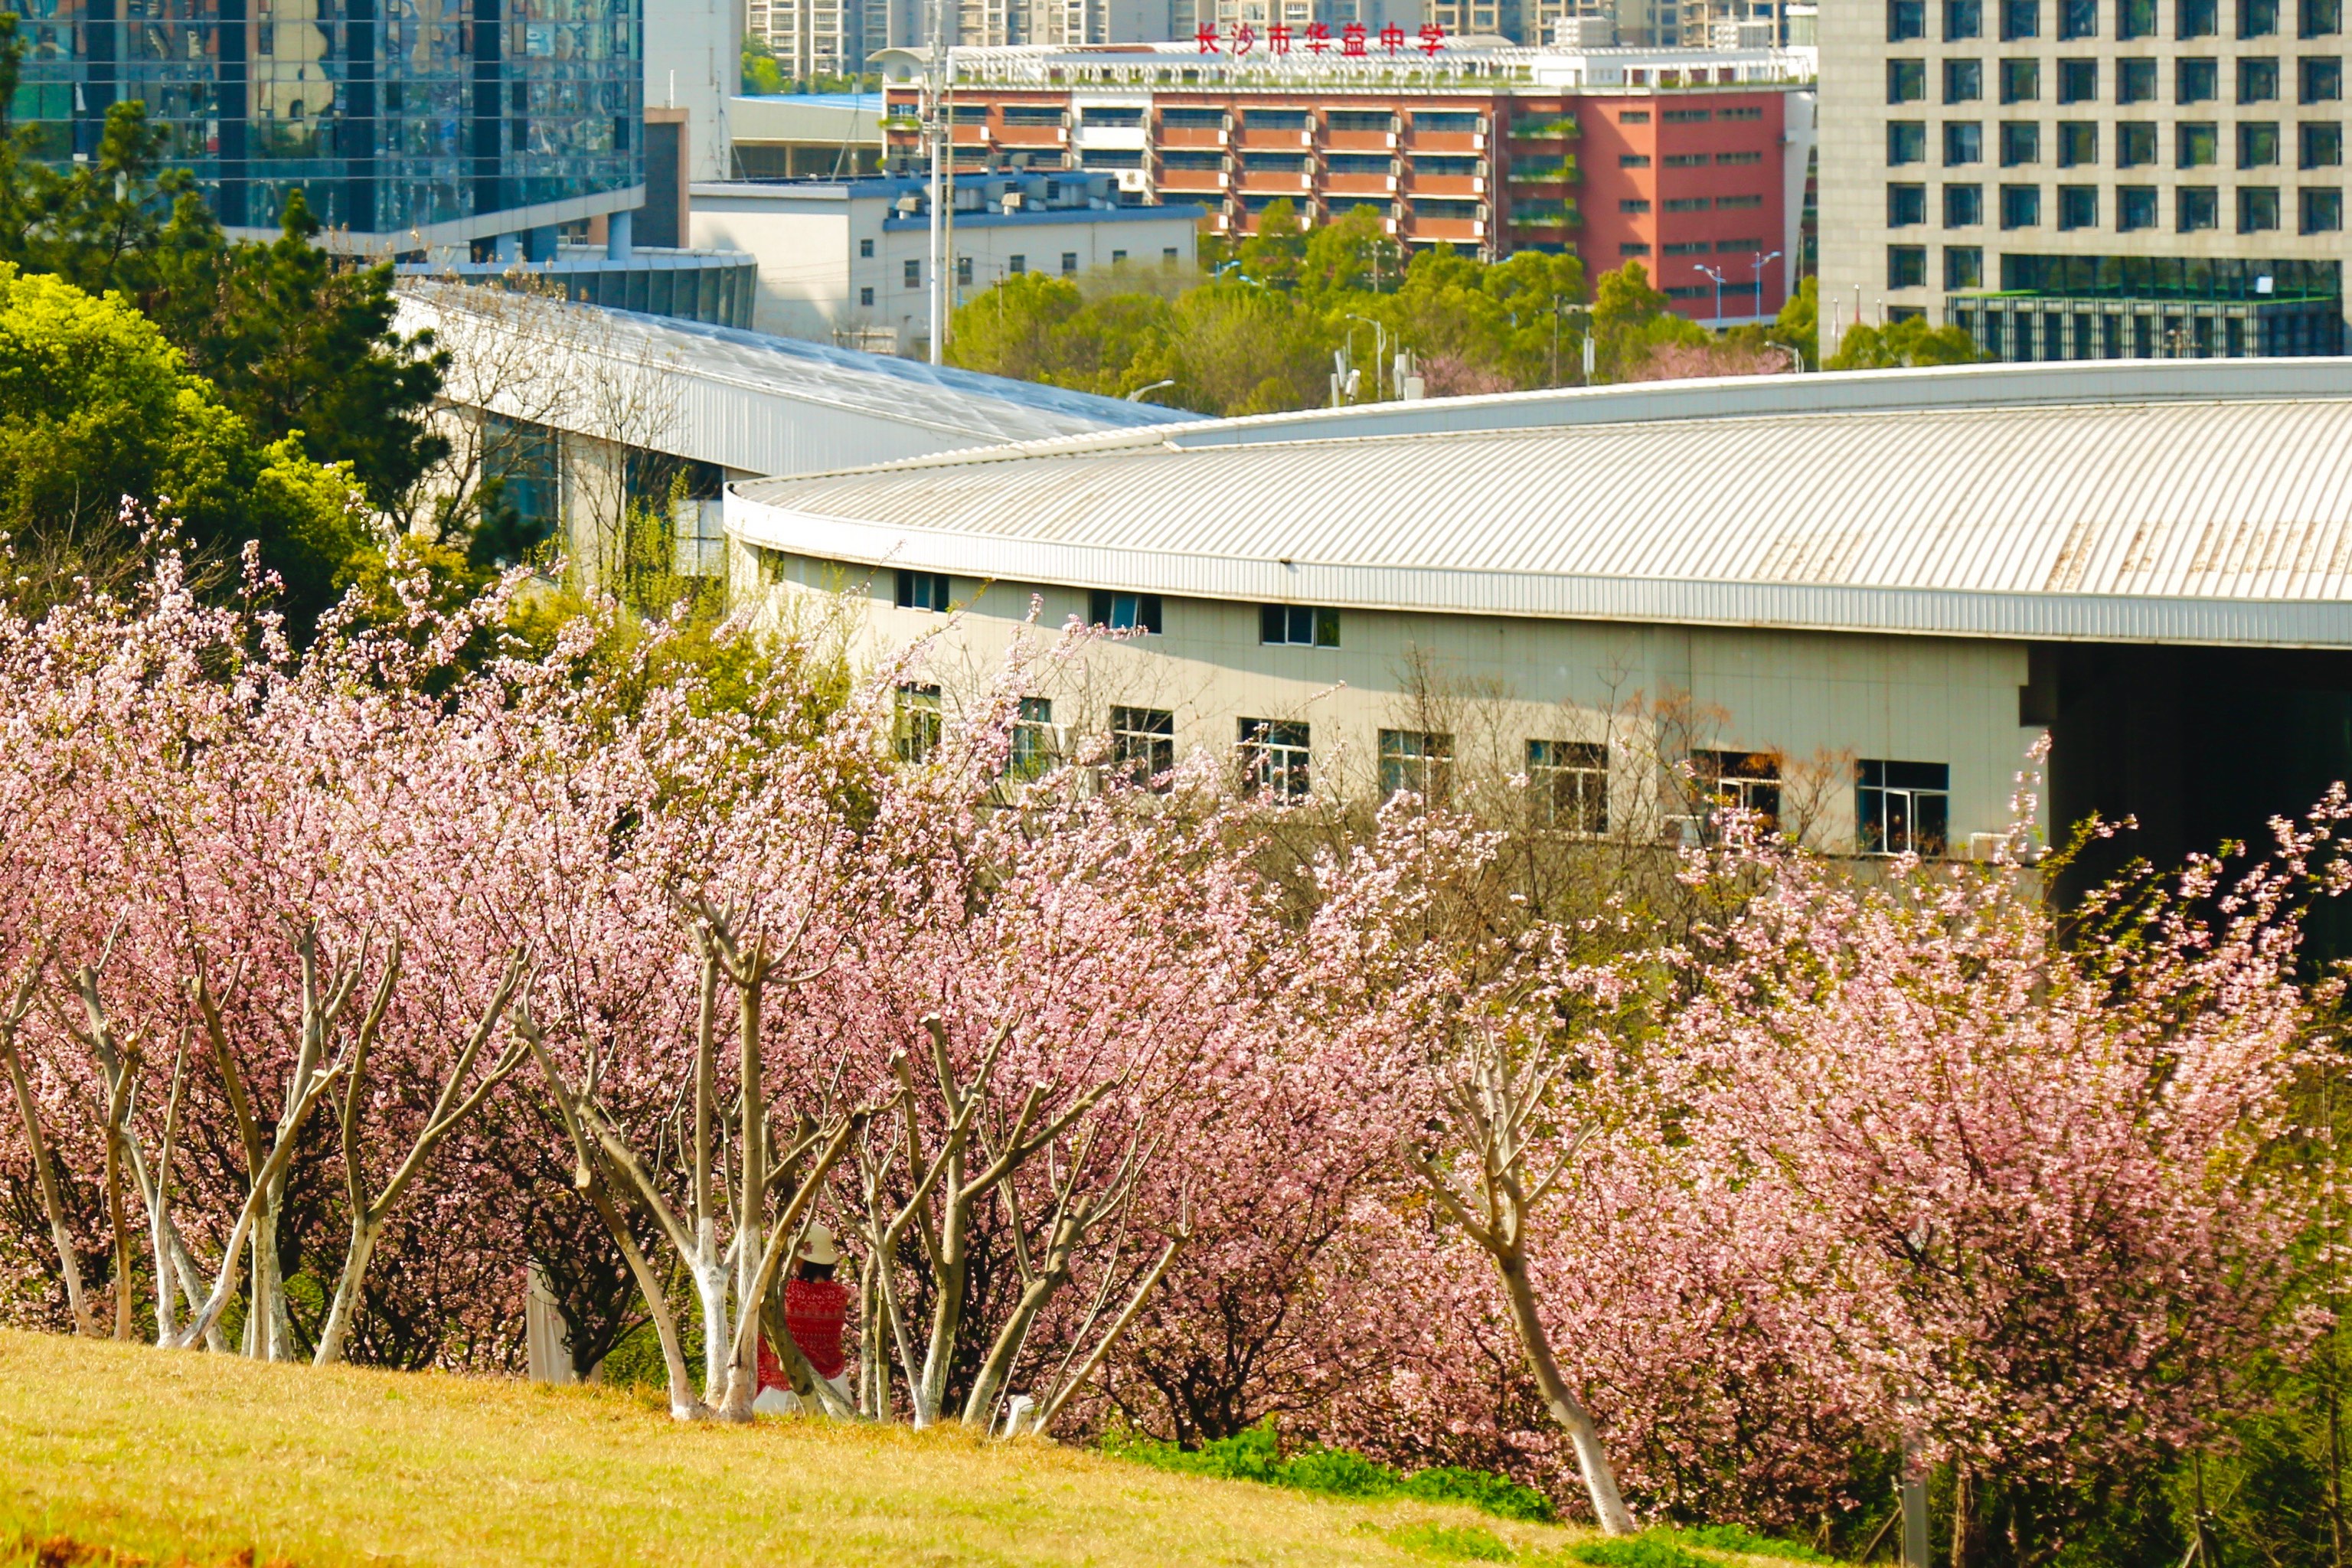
4;0;642;247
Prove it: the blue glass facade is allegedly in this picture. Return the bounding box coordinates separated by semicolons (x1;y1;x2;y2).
2;0;641;240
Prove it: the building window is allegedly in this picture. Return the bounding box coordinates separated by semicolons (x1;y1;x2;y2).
2242;119;2284;163
1946;119;1986;162
2119;183;2161;226
2060;0;2097;33
1890;120;1929;162
2181;0;2220;32
1889;243;1929;286
896;569;951;612
2305;55;2345;99
1163;247;1179;267
2178;184;2223;227
2121;0;2158;33
2001;120;2043;162
1857;760;1950;856
2001;182;2044;224
2305;119;2347;162
1379;730;1453;800
859;286;874;307
1621;152;1655;167
894;684;942;764
2180;120;2221;163
1946;181;1986;223
1622;241;1654;256
1890;59;1929;101
2120;58;2160;101
2001;0;2039;37
2180;57;2221;100
2060;120;2100;162
1947;0;1984;36
2308;0;2345;31
2243;0;2282;33
2304;183;2347;225
1109;706;1174;785
1945;58;1984;100
2059;182;2101;224
903;258;921;288
859;237;874;259
1945;242;1986;286
2058;59;2099;101
2243;55;2284;100
1110;250;1128;266
1527;740;1608;832
2120;119;2161;162
1891;0;1928;37
1690;750;1782;832
1239;719;1311;799
2001;57;2040;100
1009;697;1057;779
1060;251;1079;275
1009;255;1027;274
2241;183;2284;226
1620;198;1654;214
957;256;974;287
1890;182;1930;224
1259;603;1339;647
1088;590;1163;634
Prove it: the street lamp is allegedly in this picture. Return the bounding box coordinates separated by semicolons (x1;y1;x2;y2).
1127;378;1177;402
1694;262;1729;328
1748;250;1783;320
1343;312;1390;400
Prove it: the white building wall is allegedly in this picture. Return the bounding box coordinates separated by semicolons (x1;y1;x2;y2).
740;547;2043;849
692;184;1201;348
645;0;739;182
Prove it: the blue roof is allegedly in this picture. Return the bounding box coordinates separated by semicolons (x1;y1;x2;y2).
740;91;881;109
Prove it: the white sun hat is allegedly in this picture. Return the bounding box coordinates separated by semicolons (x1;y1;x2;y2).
799;1223;841;1266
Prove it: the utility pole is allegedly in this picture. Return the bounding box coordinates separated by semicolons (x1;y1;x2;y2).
926;0;949;364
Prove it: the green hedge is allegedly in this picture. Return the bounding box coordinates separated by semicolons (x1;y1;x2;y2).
1104;1421;1557;1523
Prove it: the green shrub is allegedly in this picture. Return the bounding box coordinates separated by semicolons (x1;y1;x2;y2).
1282;1445;1405;1497
1567;1536;1710;1568
1403;1467;1557;1524
1672;1523;1831;1561
1389;1521;1517;1561
1102;1419;1555;1524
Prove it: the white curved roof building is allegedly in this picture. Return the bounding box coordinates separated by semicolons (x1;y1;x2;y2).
728;361;2352;866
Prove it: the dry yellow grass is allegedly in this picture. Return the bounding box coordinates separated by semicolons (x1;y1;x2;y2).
0;1328;1593;1567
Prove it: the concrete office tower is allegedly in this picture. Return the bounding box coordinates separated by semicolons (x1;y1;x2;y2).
1820;0;2347;360
647;0;737;184
7;0;647;253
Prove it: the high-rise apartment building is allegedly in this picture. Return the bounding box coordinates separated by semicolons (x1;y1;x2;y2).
1820;0;2347;358
8;0;646;251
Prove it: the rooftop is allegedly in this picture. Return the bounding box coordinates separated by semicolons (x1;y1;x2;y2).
728;360;2352;648
396;283;1200;476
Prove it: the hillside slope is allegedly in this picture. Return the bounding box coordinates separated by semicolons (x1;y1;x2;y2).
0;1331;1587;1567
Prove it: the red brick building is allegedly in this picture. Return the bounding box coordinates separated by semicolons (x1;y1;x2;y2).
878;42;1812;318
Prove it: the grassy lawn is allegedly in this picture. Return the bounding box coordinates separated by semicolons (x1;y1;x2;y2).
0;1329;1600;1567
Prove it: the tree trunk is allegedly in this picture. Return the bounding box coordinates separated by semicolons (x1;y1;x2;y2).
1495;1250;1636;1535
2;1040;95;1336
312;1215;383;1366
730;973;765;1423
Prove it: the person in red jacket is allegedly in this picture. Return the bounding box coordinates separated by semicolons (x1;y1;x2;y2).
754;1223;853;1416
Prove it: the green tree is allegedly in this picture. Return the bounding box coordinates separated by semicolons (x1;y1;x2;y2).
0;265;370;626
946;273;1086;384
742;34;786;95
0;15;447;517
1298;204;1400;302
1234;199;1307;289
1589;260;1707;381
1770;276;1818;369
1826;312;1983;369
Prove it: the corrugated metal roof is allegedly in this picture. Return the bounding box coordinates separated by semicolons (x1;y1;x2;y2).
727;361;2352;648
395;283;1195;479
